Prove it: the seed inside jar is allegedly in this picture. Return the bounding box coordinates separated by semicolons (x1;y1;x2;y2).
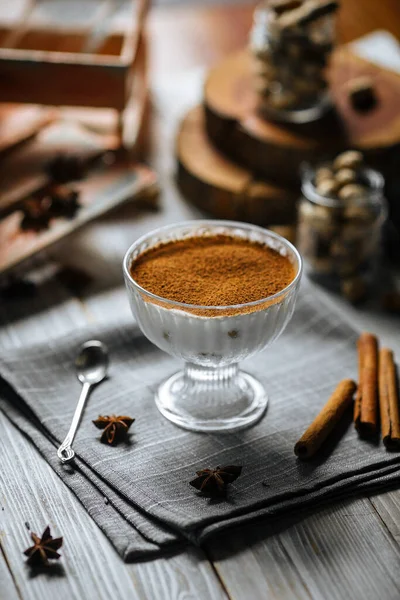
297;149;383;303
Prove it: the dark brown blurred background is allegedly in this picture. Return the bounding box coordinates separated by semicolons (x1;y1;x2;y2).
149;0;400;74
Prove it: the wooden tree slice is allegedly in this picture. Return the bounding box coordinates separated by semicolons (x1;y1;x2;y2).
204;48;400;186
176;106;298;226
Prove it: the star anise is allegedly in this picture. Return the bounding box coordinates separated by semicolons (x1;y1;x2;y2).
45;153;85;183
20;198;51;231
19;185;80;232
1;278;36;300
190;465;242;497
45;185;81;219
93;415;135;445
23;526;63;567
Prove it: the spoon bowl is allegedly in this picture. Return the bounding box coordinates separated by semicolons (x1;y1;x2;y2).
75;340;109;385
57;340;109;463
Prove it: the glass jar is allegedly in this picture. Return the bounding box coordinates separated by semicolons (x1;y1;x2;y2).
297;165;387;301
249;1;337;124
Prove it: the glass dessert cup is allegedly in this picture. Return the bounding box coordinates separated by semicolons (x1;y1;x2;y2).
123;220;302;433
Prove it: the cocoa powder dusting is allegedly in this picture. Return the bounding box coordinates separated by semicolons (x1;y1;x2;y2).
130;235;296;312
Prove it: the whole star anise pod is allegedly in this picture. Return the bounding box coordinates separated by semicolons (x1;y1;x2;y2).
45;153;85;183
190;465;242;497
45;185;81;219
23;526;63;567
20;198;51;231
93;415;135;445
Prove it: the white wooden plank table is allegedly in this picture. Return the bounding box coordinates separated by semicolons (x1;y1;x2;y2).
1;2;400;599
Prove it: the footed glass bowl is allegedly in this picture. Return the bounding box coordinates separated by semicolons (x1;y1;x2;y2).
123;220;302;433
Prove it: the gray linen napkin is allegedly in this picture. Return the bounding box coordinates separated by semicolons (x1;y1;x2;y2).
1;281;400;561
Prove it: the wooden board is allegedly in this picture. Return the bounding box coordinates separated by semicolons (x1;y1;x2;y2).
0;162;157;280
0;121;119;218
176;106;298;226
0;104;56;157
204;48;400;186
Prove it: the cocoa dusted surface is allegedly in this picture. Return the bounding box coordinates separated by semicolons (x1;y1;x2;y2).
130;234;296;306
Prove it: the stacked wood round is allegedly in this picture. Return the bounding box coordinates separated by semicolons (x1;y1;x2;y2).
176;47;400;228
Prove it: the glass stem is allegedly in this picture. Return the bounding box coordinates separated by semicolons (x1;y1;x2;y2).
184;362;239;387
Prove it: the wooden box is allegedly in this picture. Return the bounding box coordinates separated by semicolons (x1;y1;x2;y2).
0;0;149;143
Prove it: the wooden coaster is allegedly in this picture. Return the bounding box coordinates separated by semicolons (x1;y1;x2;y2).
176;106;298;226
204;48;400;186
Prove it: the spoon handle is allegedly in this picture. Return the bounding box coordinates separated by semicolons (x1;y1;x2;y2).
57;381;92;463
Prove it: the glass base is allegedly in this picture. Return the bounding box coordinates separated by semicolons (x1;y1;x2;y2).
155;363;268;433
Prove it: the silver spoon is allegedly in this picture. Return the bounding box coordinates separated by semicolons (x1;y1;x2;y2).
57;340;109;463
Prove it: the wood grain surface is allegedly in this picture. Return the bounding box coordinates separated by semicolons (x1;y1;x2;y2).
207;498;400;600
176;105;298;225
1;2;400;600
203;48;400;186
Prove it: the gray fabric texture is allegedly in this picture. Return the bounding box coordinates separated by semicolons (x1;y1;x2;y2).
1;281;400;561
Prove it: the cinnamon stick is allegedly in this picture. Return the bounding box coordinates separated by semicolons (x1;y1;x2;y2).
379;348;400;449
295;379;357;459
354;332;379;436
